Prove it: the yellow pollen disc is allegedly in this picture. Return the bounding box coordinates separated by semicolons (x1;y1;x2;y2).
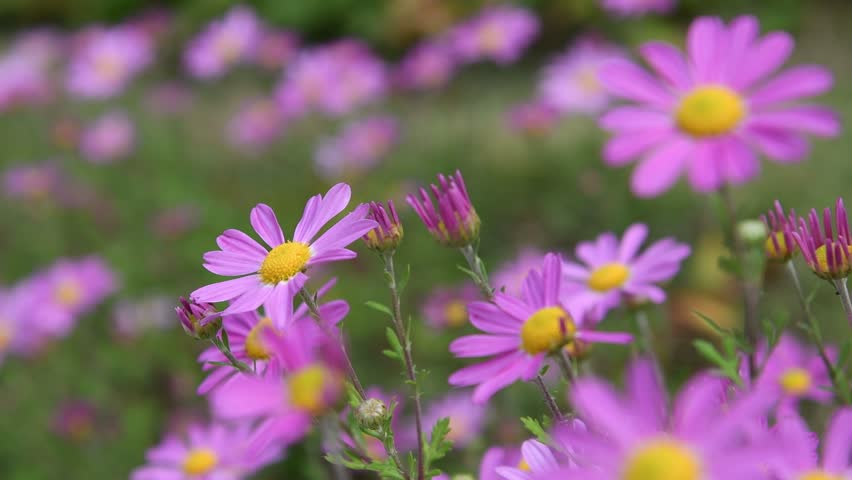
623;439;701;480
675;86;745;138
95;56;123;81
518;459;531;471
577;67;601;93
56;281;82;307
520;306;576;355
259;242;311;284
780;367;812;396
183;448;218;475
587;263;630;292
799;471;842;480
289;365;334;415
244;317;275;360
446;416;467;442
215;34;240;62
444;300;468;327
814;244;852;276
478;25;504;52
765;232;793;260
0;324;11;351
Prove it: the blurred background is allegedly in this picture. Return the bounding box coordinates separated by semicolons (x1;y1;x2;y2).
1;0;851;478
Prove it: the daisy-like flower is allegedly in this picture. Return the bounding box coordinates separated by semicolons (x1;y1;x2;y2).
184;6;260;79
0;283;40;365
496;440;562;479
314;116;399;180
191;183;377;322
449;253;632;404
406;171;480;248
80;111;135;164
211;321;347;449
748;334;834;410
480;445;524;480
538;38;625;115
452;6;539;65
226;97;286;154
536;358;776;480
771;408;852;480
762;200;799;261
562;223;690;317
130;421;284;480
394;41;457;91
66;26;152;99
599;0;676;17
598;15;840;197
793;197;852;280
197;281;348;395
3;162;63;203
421;284;480;330
0;50;53;112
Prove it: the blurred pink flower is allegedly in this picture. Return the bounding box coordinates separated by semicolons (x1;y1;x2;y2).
451;6;539;65
315;116;399;179
600;0;676;16
227;97;286;153
0;53;52;111
80;111;135;164
421;284;479;330
394;41;457;90
493;248;547;297
66;26;152;99
151;204;201;239
0;283;41;365
253;29;299;70
3;162;63;202
52;400;98;441
506;102;561;136
184;6;261;79
405;392;486;449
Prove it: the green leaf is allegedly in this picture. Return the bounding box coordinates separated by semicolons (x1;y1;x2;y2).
692;310;729;336
385;327;404;363
399;264;411;293
693;339;727;368
221;328;231;350
382;349;400;360
366;301;394;317
425;417;453;468
521;417;551;444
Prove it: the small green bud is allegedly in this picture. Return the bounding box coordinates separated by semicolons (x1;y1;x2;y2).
356;398;387;429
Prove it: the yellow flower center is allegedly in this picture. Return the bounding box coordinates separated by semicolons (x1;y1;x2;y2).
446;416;467;442
478;25;505;52
799;471;842;480
94;55;124;81
587;263;630;292
576;67;602;93
779;367;812;396
520;306;576;354
518;459;531;471
675;86;745;138
623;439;701;480
183;448;218;476
814;244;852;278
56;280;82;307
244;317;275;360
259;242;311;284
0;324;11;351
765;232;794;260
215;33;241;62
289;365;338;415
444;300;468;327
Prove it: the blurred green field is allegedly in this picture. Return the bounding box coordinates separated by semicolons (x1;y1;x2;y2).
2;2;852;479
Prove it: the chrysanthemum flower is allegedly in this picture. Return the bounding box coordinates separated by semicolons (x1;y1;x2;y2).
314;116;399;180
762;200;799;261
394;41;457;91
80;111;135;164
191;184;377;321
599;0;676;17
538;37;625;115
0;283;39;364
479;445;523;480
793;197;852;279
66;26;152;99
449;253;632;404
130;421;284;480
452;6;539;65
211;321;347;449
536;358;775;480
363;201;404;252
771;408;852;480
422;284;480;330
562;223;690;317
184;6;260;79
599;15;839;197
748;334;834;409
197;281;348;395
406;171;480;248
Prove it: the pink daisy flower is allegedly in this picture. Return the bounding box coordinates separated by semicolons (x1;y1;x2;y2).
452;6;539;66
771;408;852;480
599;15;840;197
66;26;152;99
449;253;632;404
184;6;260;79
394;41;457;91
748;334;834;409
226;97;286;154
190;183;377;322
130;421;283;480
421;284;480;330
562;223;690;317
79;111;135;164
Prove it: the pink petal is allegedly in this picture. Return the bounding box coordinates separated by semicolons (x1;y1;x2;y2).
493;293;534;322
216;229;267;260
570;378;639;447
293;183;352;242
250;204;286;248
192;275;261;303
823;408;852;472
308;204;376;253
521;440;559;472
748;106;841;137
575;330;633;344
686;141;723;193
224;283;274;314
450;335;520;358
720;136;760;185
733;32;794;90
211;374;283;419
603;129;675;166
471;356;531;404
630;137;693;197
306;248;357;266
468;301;522;334
599;59;676;110
617;223;648;262
203;251;261;276
723;15;759;81
744;128;810;163
449;352;523;386
638;41;691;90
599;107;673;132
749;66;834;108
687;17;724;83
263;283;295;329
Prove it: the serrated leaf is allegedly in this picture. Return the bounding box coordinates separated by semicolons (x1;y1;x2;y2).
425;417;453;467
521;417;551;444
366;300;394;317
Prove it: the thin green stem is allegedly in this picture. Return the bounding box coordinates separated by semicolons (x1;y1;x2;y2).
460;244;494;299
210;338;252;373
633;308;664;383
382;253;424;480
834;278;852;327
299;288;367;400
533;375;563;422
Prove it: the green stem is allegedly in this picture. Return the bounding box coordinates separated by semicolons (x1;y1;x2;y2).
533;375;563;422
834;278;852;328
210;338;252;373
633;308;664;383
382;253;423;480
460;244;494;299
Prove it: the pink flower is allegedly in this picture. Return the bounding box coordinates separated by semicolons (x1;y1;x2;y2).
252;29;299;70
599;0;676;17
793;197;852;280
421;284;480;330
599;15;839;197
449;253;632;404
0;283;41;364
80;111;135;164
771;408;852;479
562;223;690;317
0;52;52;111
394;41;457;90
507;102;561;136
538;37;625;115
226;97;286;153
191;184;377;322
452;6;539;65
131;421;284;480
184;6;260;79
402;392;486;449
751;334;834;409
314;116;399;179
3;162;63;202
66;26;152;99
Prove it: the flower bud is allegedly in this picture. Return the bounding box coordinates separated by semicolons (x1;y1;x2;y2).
176;297;221;340
356;398;387;429
363;201;403;252
762;200;798;262
406;170;480;248
737;219;767;247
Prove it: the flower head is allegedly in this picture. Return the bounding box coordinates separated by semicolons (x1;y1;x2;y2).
66;26;152;99
793;197;852;279
452;6;539;65
599;15;839;197
191;183;377;321
449;253;632;403
0;50;53;112
406;171;480;248
421;284;479;330
762;200;799;261
80;111;135;164
130;421;284;480
176;297;221;340
770;408;852;480
394;41;457;90
363;201;403;252
750;334;834;409
562;223;690;317
0;283;40;364
315;116;399;179
184;6;260;79
3;162;63;202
